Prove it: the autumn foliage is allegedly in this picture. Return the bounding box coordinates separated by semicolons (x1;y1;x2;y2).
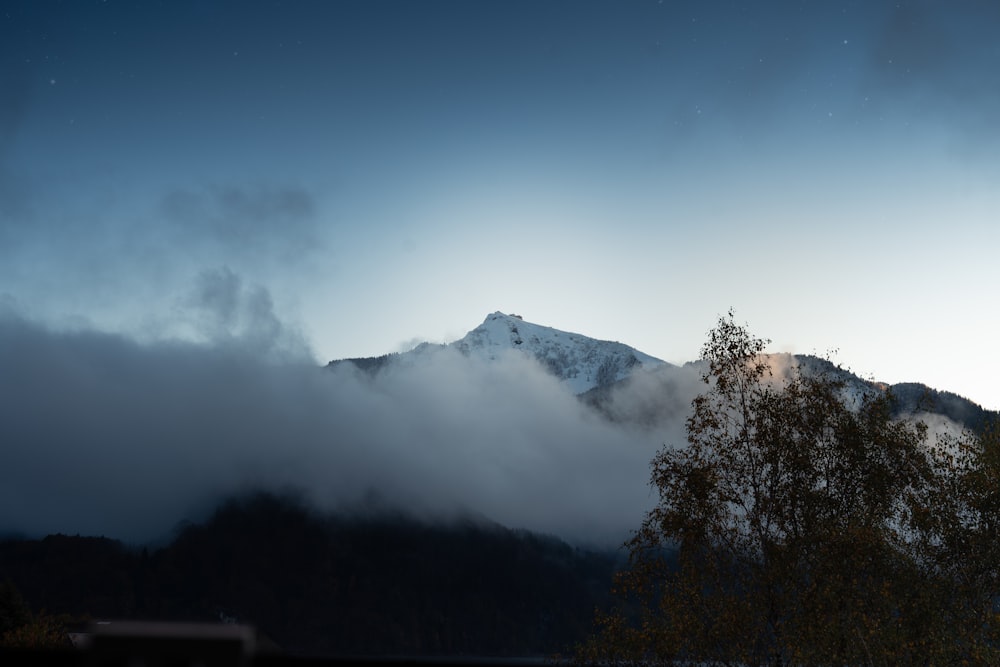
580;312;1000;666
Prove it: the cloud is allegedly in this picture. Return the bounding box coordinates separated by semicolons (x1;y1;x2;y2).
0;305;697;546
0;177;328;343
587;364;702;430
175;266;312;361
1;286;975;548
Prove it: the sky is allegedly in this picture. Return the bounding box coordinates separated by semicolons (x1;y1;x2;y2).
2;0;999;407
0;1;998;542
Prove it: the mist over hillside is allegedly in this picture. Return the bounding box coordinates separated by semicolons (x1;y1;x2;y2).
1;306;993;546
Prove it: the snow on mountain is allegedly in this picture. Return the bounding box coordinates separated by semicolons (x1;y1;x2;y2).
450;312;668;394
327;312;994;435
328;311;668;395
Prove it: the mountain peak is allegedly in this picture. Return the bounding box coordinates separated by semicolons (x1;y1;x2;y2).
451;312;666;394
328;312;667;395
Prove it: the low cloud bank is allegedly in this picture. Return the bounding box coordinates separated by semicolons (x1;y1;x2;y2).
0;300;697;546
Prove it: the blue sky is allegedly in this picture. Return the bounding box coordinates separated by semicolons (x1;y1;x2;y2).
2;0;999;409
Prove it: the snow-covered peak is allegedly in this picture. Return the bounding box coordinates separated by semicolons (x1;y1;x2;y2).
450;312;667;394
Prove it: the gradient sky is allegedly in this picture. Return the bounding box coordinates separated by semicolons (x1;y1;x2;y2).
2;0;998;409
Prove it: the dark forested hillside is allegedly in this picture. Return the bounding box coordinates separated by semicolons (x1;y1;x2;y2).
0;493;617;657
888;382;995;433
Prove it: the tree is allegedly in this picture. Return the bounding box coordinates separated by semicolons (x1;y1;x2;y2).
910;418;1000;661
0;580;72;650
0;580;31;638
580;311;997;665
0;612;72;650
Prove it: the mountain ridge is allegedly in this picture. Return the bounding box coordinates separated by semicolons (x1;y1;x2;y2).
327;312;997;433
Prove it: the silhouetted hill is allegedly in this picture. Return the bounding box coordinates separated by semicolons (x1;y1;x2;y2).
0;534;139;619
0;492;617;657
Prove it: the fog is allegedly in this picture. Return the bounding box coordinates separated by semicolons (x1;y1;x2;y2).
0;278;699;546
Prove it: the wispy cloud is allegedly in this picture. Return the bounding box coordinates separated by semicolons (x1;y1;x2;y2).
0;282;698;546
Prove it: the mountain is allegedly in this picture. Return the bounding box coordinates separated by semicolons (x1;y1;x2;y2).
451;311;668;394
328;312;996;434
772;354;996;434
329;311;668;395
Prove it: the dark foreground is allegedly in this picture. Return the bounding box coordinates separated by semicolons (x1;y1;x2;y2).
2;619;558;666
0;492;618;658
